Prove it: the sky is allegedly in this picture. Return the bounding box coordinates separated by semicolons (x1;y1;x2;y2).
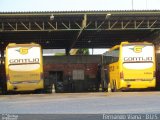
0;0;160;12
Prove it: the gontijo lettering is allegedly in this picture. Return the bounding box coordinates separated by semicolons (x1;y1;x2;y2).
9;58;39;64
124;57;152;62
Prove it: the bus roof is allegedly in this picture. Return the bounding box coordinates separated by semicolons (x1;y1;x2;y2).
120;41;153;46
6;43;41;48
109;41;153;50
109;45;120;51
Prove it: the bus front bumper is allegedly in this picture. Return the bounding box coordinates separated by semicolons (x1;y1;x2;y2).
7;80;44;91
120;79;156;89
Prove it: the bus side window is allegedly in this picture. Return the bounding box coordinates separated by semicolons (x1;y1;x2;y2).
102;48;119;64
103;52;112;65
112;49;119;63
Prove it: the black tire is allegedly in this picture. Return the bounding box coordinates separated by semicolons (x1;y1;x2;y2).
34;89;43;94
113;85;117;92
111;81;117;92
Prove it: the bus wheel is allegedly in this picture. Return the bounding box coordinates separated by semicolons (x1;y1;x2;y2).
112;86;117;92
111;81;117;92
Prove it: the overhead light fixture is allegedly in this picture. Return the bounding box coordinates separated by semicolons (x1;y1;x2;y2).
107;13;111;16
50;14;54;20
105;13;111;19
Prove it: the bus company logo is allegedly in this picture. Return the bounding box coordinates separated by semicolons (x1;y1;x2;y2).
16;47;31;55
129;46;144;53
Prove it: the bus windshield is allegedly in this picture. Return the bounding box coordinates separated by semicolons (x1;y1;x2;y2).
122;44;154;70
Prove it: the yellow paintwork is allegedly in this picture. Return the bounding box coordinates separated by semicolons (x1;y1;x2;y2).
108;42;156;90
5;43;44;91
120;79;155;89
7;80;44;91
69;49;78;55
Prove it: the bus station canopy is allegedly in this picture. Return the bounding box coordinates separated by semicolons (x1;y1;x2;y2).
0;10;160;50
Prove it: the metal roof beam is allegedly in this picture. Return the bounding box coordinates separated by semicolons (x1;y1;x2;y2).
69;14;87;49
20;22;30;30
123;21;131;29
34;22;43;30
48;22;57;30
97;14;111;30
1;10;160;16
148;20;157;28
8;23;16;30
108;21;118;30
134;20;144;29
0;18;160;32
62;22;71;29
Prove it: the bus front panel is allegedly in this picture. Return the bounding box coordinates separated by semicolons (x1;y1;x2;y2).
120;44;155;89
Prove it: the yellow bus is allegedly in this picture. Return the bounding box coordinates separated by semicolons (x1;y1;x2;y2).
5;43;52;93
101;42;156;91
